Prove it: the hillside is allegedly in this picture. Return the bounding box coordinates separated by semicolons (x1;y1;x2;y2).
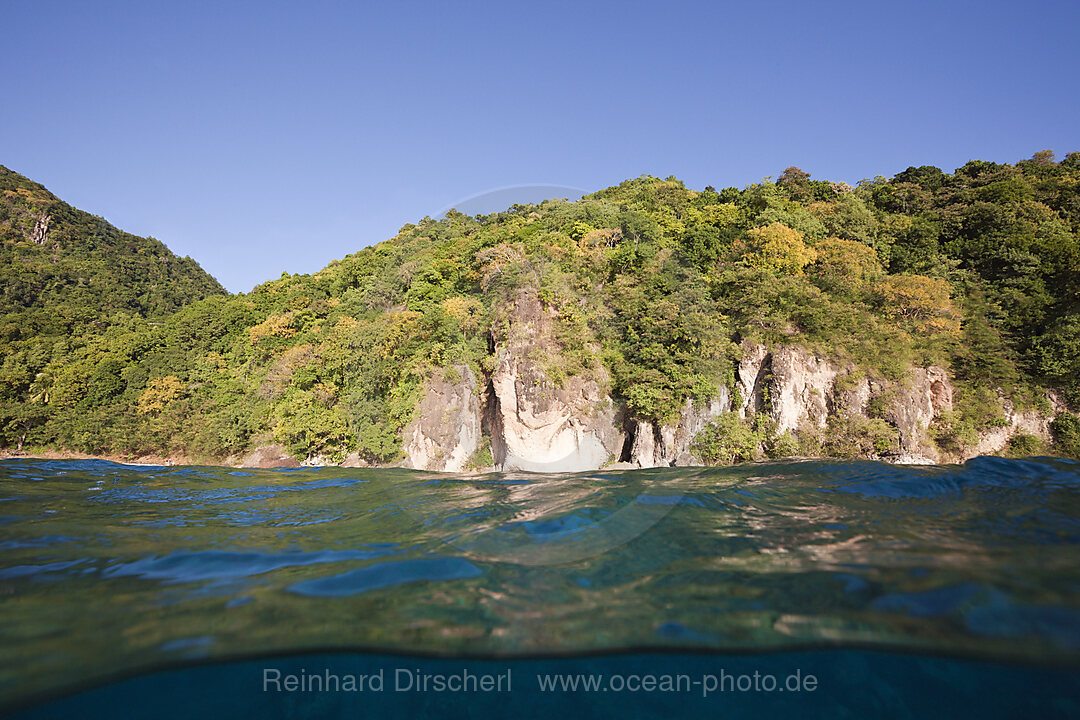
2;155;1079;465
0;165;227;448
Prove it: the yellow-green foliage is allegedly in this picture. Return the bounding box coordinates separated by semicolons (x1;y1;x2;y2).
249;312;297;346
137;376;184;415
874;274;962;338
442;296;483;341
1051;412;1080;458
690;413;762;465
734;222;818;274
810;237;882;294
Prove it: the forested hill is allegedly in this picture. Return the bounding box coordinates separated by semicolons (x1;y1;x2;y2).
0;165;226;448
2;154;1079;463
0;165;225;322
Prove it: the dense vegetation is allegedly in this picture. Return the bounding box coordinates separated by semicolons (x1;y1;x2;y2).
0;165;226;449
1;153;1078;463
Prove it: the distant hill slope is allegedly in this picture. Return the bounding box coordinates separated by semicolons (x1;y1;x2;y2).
0;165;225;326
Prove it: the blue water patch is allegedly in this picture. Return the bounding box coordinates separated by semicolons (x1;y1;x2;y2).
0;534;86;550
288;557;483;597
870;583;998;617
635;494;704;507
964;604;1080;649
102;548;396;583
833;573;869;593
510;514;598;539
655;621;715;642
159;636;214;653
0;559;86;579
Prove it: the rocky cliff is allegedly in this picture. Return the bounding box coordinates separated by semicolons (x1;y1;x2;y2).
621;342;951;468
486;291;625;472
627;392;729;468
391;290;627;473
400;365;482;473
390;329;1060;472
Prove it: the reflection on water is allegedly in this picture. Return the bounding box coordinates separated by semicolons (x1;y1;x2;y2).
1;456;1079;711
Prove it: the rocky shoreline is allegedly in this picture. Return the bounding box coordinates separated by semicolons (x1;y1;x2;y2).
8;302;1060;472
3;294;1067;473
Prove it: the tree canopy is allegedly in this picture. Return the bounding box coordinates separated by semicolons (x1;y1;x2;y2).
2;153;1078;462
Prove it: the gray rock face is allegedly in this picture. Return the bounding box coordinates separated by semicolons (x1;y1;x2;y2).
30;213;50;245
488;291;624;472
735;341;770;418
963;397;1054;460
241;444;300;468
628;341;1053;468
833;374;874;416
769;345;838;433
628;420;658;467
629;391;731;468
401;365;482;472
339;452;371;468
891;365;953;459
884;451;938;465
730;344;960;463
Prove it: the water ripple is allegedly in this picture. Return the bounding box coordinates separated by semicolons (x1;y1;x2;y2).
1;456;1079;709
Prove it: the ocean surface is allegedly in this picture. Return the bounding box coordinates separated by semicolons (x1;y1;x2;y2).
2;457;1079;718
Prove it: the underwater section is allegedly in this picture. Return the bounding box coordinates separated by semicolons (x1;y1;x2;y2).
9;651;1080;719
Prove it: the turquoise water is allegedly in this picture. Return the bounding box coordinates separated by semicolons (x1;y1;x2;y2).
2;457;1079;717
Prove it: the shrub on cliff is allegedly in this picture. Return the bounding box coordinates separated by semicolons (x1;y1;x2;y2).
1051;412;1080;459
690;413;762;465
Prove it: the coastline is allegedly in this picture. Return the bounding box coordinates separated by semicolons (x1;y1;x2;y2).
1;447;1026;471
0;448;211;467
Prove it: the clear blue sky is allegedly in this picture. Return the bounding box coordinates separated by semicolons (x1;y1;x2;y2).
4;0;1079;293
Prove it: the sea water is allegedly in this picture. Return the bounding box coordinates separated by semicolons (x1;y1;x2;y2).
1;457;1078;718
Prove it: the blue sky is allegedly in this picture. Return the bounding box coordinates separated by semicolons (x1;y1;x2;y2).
4;0;1079;292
